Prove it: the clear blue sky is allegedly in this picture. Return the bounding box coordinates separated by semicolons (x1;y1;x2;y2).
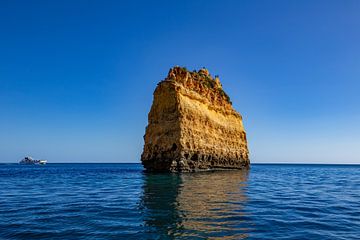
1;0;359;163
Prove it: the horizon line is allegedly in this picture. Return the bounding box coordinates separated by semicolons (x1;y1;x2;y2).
1;162;359;165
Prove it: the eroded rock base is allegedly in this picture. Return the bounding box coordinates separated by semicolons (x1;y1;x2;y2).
143;153;250;173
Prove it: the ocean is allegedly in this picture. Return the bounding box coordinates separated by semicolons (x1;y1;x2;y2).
0;163;359;239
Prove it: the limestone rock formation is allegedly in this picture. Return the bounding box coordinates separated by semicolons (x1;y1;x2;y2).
141;66;249;172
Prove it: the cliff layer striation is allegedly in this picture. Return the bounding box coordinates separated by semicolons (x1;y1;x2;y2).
141;66;249;172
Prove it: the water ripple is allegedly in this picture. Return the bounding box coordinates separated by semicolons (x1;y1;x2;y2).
0;163;359;239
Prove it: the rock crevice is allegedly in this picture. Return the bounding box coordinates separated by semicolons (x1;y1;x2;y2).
141;66;249;172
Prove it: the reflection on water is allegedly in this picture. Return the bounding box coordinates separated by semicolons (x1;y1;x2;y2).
1;164;359;239
140;170;249;239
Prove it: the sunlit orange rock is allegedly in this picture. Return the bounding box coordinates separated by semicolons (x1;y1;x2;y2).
141;66;250;172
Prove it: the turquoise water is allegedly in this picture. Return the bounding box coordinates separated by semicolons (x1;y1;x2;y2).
0;163;359;239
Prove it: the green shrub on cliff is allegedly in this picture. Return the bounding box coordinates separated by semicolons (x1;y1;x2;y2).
203;77;216;89
219;89;231;103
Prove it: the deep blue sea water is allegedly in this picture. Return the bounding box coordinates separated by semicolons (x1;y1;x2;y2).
0;163;359;239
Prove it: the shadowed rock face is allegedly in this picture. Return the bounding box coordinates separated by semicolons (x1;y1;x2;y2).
141;66;250;172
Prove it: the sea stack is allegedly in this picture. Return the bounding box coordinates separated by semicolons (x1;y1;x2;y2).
141;66;249;172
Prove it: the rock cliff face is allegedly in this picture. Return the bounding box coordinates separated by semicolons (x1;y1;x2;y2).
141;66;249;172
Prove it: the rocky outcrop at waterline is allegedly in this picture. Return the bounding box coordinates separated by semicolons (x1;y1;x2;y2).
141;66;249;172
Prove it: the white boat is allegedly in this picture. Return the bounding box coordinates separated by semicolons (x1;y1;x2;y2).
38;159;47;165
19;156;47;165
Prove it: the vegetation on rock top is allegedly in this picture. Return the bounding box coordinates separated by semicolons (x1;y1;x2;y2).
176;66;232;104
